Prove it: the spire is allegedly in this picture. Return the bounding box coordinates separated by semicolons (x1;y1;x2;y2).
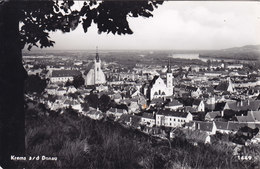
167;59;172;73
96;46;99;62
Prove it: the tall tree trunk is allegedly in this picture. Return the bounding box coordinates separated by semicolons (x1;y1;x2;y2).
0;1;27;168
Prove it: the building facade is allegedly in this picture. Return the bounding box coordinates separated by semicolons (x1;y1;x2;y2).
85;49;106;86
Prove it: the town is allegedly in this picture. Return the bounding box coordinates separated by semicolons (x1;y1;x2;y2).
23;48;260;162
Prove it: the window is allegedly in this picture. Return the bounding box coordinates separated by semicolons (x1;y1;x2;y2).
170;118;172;121
170;123;172;126
174;119;175;121
178;119;180;122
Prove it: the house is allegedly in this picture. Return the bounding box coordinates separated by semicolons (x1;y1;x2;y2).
187;121;217;135
66;86;77;93
45;86;58;95
227;121;248;133
215;78;235;93
50;70;81;83
185;86;202;98
85;109;104;120
128;101;140;113
224;100;260;112
118;114;141;128
227;64;243;70
205;111;221;121
176;128;211;144
56;87;67;96
149;97;164;108
156;109;193;128
164;99;183;110
63;99;81;111
141;112;155;127
112;93;122;103
214;121;231;134
234;110;260;124
250;131;260;144
107;107;127;119
192;99;205;112
131;94;147;110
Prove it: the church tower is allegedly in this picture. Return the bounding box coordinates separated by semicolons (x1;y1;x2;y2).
94;47;101;84
166;59;173;95
85;47;106;86
166;59;172;88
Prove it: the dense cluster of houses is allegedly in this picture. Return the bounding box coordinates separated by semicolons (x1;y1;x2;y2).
24;54;260;149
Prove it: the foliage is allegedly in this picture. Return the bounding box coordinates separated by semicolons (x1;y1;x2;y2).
84;93;99;109
3;0;163;50
98;94;111;112
72;74;85;89
84;93;113;112
24;74;47;94
24;108;258;169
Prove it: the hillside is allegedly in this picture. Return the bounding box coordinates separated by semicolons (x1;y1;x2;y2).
17;108;258;169
199;45;260;61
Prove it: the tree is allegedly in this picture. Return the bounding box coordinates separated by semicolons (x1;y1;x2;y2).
0;1;163;167
24;74;47;94
98;94;111;112
85;93;99;109
207;59;211;70
72;74;85;89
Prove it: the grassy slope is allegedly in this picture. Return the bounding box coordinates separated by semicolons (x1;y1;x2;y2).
24;110;256;169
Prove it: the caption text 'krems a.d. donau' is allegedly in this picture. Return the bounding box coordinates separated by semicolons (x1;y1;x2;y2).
10;155;57;161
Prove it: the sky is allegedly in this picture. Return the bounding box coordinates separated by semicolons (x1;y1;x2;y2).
47;1;260;51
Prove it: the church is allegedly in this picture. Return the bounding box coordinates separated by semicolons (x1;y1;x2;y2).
142;61;173;100
84;48;106;86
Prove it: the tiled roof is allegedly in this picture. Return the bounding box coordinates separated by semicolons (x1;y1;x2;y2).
214;102;226;111
181;128;209;143
215;121;228;130
250;111;260;121
196;121;213;132
52;70;81;77
227;122;247;131
158;109;188;118
215;81;229;91
118;114;141;128
150;98;164;104
185;121;194;127
206;111;221;119
236;115;255;123
165;99;183;107
142;112;154;119
225;100;260;111
64;100;79;105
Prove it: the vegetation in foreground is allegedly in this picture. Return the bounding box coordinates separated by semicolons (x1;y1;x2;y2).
22;108;258;169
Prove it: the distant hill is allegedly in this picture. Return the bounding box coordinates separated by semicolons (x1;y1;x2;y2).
222;45;260;52
199;45;260;61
